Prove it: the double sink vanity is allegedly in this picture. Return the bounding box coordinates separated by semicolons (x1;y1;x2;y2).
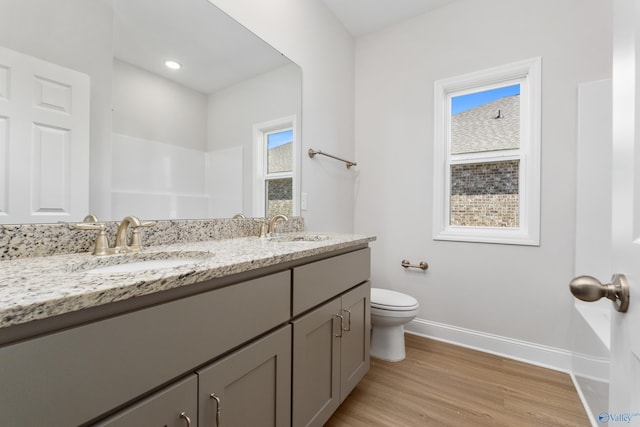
0;219;375;426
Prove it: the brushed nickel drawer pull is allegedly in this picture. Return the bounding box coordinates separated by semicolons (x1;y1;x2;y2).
210;393;221;426
342;309;351;332
179;412;192;427
334;314;344;337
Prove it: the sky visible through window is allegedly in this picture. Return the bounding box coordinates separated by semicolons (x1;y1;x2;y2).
268;129;293;149
451;84;520;115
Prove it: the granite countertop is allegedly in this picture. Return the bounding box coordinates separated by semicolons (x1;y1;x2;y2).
0;232;376;329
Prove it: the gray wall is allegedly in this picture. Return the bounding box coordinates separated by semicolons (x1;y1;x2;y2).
353;0;612;365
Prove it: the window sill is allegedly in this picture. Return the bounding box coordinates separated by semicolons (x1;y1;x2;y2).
433;226;540;246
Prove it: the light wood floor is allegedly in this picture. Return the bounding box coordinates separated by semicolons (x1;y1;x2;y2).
326;334;590;427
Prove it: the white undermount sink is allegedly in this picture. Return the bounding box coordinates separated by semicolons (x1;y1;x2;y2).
70;250;212;274
268;234;331;243
83;258;203;274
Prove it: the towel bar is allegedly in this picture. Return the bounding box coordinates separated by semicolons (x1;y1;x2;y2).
308;148;357;169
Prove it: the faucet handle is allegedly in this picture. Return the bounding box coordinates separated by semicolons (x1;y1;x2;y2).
75;222;110;255
129;221;156;251
75;222;104;231
253;218;269;238
82;214;99;223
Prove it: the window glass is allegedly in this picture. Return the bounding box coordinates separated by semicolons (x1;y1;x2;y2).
266;177;293;217
450;160;519;227
451;84;520;154
267;129;293;174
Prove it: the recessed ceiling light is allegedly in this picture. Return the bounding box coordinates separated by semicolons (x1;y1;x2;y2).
165;60;182;70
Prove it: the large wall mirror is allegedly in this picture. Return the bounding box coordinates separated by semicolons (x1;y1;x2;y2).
0;0;302;224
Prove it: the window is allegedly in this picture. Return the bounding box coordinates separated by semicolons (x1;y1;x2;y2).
433;58;541;245
253;116;299;217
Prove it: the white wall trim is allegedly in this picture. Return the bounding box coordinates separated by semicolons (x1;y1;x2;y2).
405;317;572;373
570;373;600;427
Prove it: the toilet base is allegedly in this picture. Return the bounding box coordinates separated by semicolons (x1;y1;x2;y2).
370;324;407;362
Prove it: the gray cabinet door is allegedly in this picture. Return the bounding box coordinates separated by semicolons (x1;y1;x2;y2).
292;298;342;427
95;374;197;427
197;325;292;427
340;281;371;402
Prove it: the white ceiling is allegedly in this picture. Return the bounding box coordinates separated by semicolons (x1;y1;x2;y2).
111;0;291;94
109;0;458;92
321;0;458;37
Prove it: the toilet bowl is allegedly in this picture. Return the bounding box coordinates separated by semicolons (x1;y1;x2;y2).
370;288;419;362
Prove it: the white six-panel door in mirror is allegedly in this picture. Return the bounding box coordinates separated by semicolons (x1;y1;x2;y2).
0;46;89;223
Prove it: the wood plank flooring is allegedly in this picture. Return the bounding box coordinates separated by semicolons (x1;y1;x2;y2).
326;334;590;427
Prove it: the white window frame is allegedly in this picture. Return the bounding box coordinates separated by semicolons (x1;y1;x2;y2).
433;57;541;245
253;115;300;217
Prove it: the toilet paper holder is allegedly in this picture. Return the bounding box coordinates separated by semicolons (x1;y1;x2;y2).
401;259;429;271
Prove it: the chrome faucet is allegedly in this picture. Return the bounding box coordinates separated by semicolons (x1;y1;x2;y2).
268;214;289;237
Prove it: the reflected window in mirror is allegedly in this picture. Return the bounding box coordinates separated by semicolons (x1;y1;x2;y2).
254;116;299;217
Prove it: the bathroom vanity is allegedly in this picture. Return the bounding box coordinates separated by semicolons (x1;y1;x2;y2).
0;232;374;426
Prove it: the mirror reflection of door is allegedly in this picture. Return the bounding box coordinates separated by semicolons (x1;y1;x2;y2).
0;46;90;223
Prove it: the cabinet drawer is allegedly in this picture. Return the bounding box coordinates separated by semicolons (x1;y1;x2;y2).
292;248;370;316
95;375;197;427
0;271;290;426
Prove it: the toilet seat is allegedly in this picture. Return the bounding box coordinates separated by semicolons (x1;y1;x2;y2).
370;288;419;311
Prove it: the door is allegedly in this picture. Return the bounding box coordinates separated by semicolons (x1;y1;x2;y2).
339;282;371;402
292;298;342;427
197;325;291;427
608;0;640;420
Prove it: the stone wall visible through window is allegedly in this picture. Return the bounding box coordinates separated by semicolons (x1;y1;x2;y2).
450;160;519;227
266;177;293;217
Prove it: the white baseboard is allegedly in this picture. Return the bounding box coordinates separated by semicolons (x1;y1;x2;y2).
405;317;573;373
570;373;600;427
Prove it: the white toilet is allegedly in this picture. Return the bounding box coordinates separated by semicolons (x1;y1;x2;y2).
370;288;419;362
